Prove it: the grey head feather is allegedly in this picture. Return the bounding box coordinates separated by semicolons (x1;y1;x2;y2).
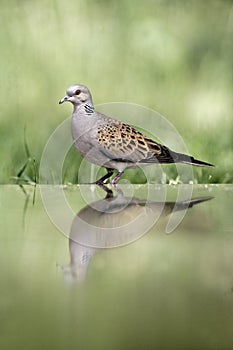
59;84;94;107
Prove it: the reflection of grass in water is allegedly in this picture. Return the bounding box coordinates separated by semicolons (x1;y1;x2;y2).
0;0;232;183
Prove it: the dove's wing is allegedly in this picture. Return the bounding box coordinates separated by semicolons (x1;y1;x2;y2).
96;119;177;164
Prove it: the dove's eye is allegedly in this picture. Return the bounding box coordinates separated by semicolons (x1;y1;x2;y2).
75;89;81;95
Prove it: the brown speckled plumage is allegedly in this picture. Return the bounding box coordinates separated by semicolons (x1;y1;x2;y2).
96;120;183;165
97;122;157;160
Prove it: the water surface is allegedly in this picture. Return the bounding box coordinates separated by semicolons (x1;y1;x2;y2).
1;185;233;350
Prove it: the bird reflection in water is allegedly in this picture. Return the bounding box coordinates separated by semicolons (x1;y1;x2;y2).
62;184;213;283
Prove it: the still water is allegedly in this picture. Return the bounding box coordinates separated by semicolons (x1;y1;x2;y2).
1;184;233;350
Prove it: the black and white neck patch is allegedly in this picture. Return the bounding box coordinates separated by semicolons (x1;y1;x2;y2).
84;104;94;115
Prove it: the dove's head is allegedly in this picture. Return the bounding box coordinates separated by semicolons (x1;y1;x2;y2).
59;84;93;106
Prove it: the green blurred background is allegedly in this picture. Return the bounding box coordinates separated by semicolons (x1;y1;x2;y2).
0;0;232;184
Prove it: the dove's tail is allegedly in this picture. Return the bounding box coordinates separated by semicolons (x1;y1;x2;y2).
140;143;215;167
176;153;215;167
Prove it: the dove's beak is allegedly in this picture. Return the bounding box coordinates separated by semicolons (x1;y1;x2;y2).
59;96;69;104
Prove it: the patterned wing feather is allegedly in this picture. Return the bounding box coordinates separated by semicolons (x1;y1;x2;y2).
96;121;165;163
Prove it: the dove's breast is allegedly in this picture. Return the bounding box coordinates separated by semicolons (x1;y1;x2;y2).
71;115;97;156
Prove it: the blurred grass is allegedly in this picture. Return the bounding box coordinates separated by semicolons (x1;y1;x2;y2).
0;0;232;183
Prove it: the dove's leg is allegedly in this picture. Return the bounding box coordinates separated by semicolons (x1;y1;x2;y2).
96;183;114;198
110;171;124;184
95;168;114;185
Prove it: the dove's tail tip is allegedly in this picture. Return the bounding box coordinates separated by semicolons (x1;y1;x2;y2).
177;154;215;167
